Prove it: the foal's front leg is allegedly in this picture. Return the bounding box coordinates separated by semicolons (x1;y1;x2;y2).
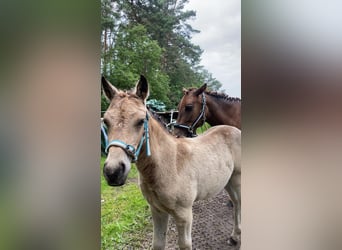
151;206;169;250
173;208;193;250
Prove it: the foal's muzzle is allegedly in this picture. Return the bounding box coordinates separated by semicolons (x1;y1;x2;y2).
103;160;129;186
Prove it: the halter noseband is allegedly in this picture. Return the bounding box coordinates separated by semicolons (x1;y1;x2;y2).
173;93;206;137
101;113;151;163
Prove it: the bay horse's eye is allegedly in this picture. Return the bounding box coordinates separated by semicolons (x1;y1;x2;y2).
185;105;193;112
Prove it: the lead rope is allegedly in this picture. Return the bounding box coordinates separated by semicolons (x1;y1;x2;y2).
188;93;206;135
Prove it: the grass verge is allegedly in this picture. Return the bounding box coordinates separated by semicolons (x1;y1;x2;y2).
101;158;152;249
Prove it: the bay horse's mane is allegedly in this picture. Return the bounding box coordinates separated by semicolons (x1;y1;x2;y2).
188;87;241;103
147;107;169;131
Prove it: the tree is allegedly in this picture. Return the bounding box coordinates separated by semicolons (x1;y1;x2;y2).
198;68;223;91
101;0;119;77
100;0;223;110
114;1;203;99
104;25;170;105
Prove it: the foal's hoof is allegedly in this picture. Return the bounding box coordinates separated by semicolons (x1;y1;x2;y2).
228;236;238;246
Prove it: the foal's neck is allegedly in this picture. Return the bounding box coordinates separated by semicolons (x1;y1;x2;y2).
136;116;176;185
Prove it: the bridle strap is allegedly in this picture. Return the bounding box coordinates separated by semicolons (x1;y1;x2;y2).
190;93;206;130
103;113;151;162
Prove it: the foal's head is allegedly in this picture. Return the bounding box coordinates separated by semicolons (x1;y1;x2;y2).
101;75;149;186
174;83;207;137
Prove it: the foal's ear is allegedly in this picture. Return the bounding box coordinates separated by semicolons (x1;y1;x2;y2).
194;83;207;96
135;75;149;102
182;88;188;95
101;76;118;101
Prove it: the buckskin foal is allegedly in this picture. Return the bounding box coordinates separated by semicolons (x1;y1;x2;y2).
101;75;241;249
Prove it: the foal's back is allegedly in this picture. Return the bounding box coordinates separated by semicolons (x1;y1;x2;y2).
176;125;241;201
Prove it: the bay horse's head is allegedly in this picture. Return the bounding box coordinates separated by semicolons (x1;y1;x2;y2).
101;75;149;186
174;83;207;137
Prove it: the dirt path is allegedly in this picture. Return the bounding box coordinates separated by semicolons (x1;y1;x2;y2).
141;190;240;250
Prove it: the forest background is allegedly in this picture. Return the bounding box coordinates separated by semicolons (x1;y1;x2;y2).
101;0;224;111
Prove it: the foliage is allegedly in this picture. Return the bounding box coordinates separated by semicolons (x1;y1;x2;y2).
101;0;117;31
101;95;109;114
116;0;202;66
100;0;223;110
103;24;170;105
198;68;223;91
114;0;207;107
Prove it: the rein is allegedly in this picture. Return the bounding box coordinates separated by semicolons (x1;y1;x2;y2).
101;113;151;162
173;93;206;137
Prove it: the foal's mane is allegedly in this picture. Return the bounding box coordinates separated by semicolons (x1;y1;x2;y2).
120;91;170;133
147;108;170;132
188;87;241;103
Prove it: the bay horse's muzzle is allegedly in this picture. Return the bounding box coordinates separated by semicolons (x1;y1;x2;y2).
103;161;129;186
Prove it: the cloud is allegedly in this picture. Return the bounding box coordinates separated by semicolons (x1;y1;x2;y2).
185;0;241;97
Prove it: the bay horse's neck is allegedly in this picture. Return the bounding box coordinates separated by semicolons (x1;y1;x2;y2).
205;93;241;129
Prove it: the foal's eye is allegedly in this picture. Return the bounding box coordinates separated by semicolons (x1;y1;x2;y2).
136;119;145;127
185;105;193;112
103;118;110;127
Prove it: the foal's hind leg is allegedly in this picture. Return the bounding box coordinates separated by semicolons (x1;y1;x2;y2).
151;206;169;250
173;207;193;250
225;171;241;246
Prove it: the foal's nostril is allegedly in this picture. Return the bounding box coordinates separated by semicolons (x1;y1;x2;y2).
118;161;126;174
103;162;113;175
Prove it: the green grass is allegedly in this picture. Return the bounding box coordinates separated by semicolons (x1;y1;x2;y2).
101;158;152;249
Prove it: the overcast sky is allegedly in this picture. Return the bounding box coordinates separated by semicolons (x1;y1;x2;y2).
185;0;241;97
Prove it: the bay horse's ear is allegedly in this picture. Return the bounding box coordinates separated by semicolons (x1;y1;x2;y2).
182;88;188;95
194;83;207;96
101;76;118;101
135;75;149;102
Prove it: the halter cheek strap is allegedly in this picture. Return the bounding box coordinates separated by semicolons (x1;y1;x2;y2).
102;113;151;163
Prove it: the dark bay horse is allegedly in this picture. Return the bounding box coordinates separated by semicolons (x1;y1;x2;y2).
101;76;241;249
173;84;241;137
